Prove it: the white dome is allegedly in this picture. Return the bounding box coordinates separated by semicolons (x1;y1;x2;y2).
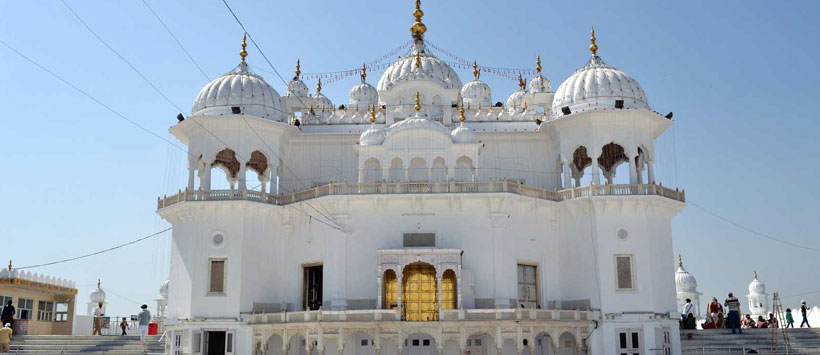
529;74;551;94
675;264;698;293
359;125;386;146
349;82;379;108
451;123;477;144
551;54;648;116
506;90;533;111
749;273;766;295
377;42;462;92
159;279;169;299
89;287;106;303
311;92;334;113
385;111;450;139
461;80;492;109
192;61;286;121
287;78;309;98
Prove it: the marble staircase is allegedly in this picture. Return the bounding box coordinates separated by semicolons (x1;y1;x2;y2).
680;328;820;354
9;335;165;354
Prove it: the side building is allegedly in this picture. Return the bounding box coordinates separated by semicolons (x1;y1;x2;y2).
0;262;77;335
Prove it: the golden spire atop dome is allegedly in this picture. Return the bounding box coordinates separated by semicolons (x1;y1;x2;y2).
536;55;542;74
415;51;422;68
459;103;466;122
240;33;248;62
754;270;758;280
370;105;377;123
473;60;480;80
361;62;367;82
7;260;11;270
316;78;322;93
410;0;427;39
295;59;301;78
517;73;526;90
589;27;598;55
97;278;101;288
678;254;682;267
414;91;421;111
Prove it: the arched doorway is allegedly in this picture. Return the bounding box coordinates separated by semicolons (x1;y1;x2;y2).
402;262;438;321
383;269;398;309
441;269;457;310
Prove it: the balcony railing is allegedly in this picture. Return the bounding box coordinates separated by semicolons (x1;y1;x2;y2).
158;181;685;210
246;308;598;325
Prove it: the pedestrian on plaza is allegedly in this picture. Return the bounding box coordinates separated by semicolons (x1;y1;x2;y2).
120;317;128;336
800;301;811;328
786;308;795;328
682;298;694;320
92;302;104;335
768;313;779;329
0;323;12;353
725;292;743;334
0;301;14;329
708;297;721;319
743;314;756;329
138;304;151;346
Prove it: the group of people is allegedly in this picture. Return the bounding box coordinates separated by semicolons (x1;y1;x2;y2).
680;294;812;333
91;302;152;345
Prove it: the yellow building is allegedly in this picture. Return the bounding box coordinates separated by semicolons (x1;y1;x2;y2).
0;262;77;335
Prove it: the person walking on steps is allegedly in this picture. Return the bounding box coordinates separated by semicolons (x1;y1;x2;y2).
0;301;14;329
725;292;742;334
800;300;811;328
786;308;795;328
92;302;104;335
120;317;128;336
138;304;151;346
0;323;12;353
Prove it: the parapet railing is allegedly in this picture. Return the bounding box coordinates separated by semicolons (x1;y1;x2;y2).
158;181;685;210
246;308;598;325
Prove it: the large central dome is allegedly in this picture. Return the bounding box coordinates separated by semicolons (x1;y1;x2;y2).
377;42;462;92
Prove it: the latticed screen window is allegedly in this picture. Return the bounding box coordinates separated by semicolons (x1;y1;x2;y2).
615;255;634;290
517;264;538;308
209;259;226;293
37;300;54;321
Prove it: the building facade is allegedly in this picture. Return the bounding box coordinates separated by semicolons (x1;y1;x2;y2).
0;262;77;335
157;3;686;354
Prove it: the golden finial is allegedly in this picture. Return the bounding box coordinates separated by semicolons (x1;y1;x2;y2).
7;260;11;270
316;78;322;93
459;103;466;122
589;27;598;55
478;102;482;111
240;33;248;62
410;0;427;39
472;60;480;80
754;270;758;280
536;55;542;74
295;59;301;78
322;104;326;114
678;254;682;267
361;62;367;82
415;51;422;68
518;73;526;90
414;91;421;112
370;105;377;123
355;104;359;112
97;279;101;288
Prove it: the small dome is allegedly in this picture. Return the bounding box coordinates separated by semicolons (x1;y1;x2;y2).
506;90;533;111
349;82;379;108
377;42;462;92
89;286;106;303
360;125;386;146
287;78;309;98
451;123;477;144
192;61;285;120
529;74;551;94
159;279;169;299
551;54;648;116
311;92;333;114
461;80;492;109
385;112;450;139
748;272;766;295
675;264;698;293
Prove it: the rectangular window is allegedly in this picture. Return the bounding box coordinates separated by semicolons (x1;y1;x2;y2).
617;330;641;355
55;302;69;322
303;265;323;310
37;300;54;321
208;259;226;294
615;254;634;290
403;233;436;247
517;264;538;308
17;298;34;320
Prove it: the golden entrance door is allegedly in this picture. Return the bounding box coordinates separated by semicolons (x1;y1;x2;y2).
383;269;398;309
402;263;438;321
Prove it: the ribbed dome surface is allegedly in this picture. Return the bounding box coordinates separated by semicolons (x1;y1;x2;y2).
451;124;477;144
461;80;492;109
89;287;106;303
385;112;450;139
287;78;309;98
506;90;533;110
377;43;462;91
192;61;285;120
749;277;766;295
311;92;334;113
349;82;379;108
529;74;551;94
675;265;698;293
359;125;386;146
551;55;648;116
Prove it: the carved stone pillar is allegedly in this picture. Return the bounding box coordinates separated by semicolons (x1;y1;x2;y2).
590;156;601;185
238;161;247;190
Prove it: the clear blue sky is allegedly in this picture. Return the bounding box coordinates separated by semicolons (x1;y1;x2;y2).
1;0;818;317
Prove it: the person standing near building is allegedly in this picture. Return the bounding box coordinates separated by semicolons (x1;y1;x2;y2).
786;308;795;328
1;301;14;329
120;317;128;336
92;302;104;335
138;304;151;346
0;323;12;353
800;301;811;328
725;292;742;334
708;297;721;319
682;298;694;319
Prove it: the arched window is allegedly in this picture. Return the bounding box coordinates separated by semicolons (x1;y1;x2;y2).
454;156;474;182
442;269;457;310
364;158;381;183
389;158;404;183
409;157;427;182
598;142;628;184
246;151;269;191
571;146;592;187
431;157;447;182
383;269;398;309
